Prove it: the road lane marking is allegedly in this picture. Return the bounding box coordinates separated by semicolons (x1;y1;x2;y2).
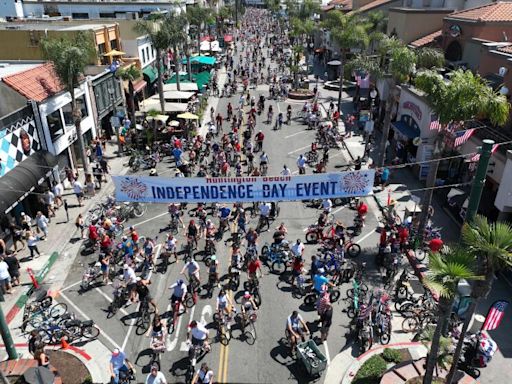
94;287;129;316
59;291;121;350
285;131;308;138
323;341;331;365
179;304;196;351
287;144;310;155
332;206;345;215
355;228;377;244
61;280;82;292
218;337;225;383
132;211;168;227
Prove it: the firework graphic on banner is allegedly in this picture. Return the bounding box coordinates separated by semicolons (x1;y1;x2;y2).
120;177;148;199
341;172;371;195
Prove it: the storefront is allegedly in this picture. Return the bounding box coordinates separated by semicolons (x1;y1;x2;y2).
90;71;124;141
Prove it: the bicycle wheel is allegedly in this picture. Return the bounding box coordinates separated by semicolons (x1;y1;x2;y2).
28;313;45;330
271;260;288;275
140;310;151;331
50;303;68;319
380;331;391;345
305;231;318;244
330;289;341;303
82;324;100;339
346;288;355;299
361;336;372;354
185;293;196;308
347;243;361;258
132;203;147;217
402;317;418;333
303;293;317;307
347;307;356;319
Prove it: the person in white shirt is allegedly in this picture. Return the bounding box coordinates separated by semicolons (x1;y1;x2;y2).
123;264;137;304
258;202;271;217
26;230;42;259
0;256;12;294
281;165;291;176
193;363;214;384
291;239;305;258
180;258;200;284
322;199;333;214
188;320;210;350
53;182;63;207
44;190;55;217
145;364;167;384
35;211;49;239
296;155;306;174
73;180;84;207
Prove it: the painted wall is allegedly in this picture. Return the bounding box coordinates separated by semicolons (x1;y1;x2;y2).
388;8;451;44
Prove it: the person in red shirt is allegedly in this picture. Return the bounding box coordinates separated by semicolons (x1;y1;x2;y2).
357;201;368;217
129;226;139;243
429;238;444;253
100;233;112;251
221;161;230;176
291;256;304;288
379;229;387;247
247;257;262;283
255;131;264;150
174;137;182;149
398;226;409;251
332;109;340;123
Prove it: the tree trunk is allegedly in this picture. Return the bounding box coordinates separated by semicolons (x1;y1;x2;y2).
377;80;396;168
337;52;345;114
186;42;193;82
423;296;452;384
197;28;201;57
174;45;181;92
446;269;494;384
128;80;136;125
71;93;89;175
156;48;165;114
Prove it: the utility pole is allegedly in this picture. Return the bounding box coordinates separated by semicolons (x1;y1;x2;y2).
235;0;239;27
0;301;18;360
464;139;495;223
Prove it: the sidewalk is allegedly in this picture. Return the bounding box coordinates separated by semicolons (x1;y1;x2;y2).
1;141;127;359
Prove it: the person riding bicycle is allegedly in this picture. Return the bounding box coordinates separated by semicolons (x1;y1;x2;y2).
255;131;264;151
207;255;219;288
216;289;234;318
186;220;199;249
247;256;262;284
109;348;135;384
245;227;259;247
317;212;328;230
142;237;155;269
258;202;271;230
181;257;201;286
187;320;210;352
146;363;167;384
218;205;231;232
163;233;178;262
192;362;214;384
290;253;305;288
168;203;184;229
280;165;291;176
322;198;333;214
169;278;187;312
205;219;216;239
241;291;258;317
286;310;310;357
313;268;336;294
273;222;288;245
136;277;158;313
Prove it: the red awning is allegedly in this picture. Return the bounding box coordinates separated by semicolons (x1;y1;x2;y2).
133;79;147;94
224;34;233;43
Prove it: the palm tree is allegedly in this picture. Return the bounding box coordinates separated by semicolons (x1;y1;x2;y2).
445;215;512;384
135;15;172;113
165;12;188;92
323;11;370;113
422;247;480;384
414;70;510;247
117;65;141;126
41;32;95;174
187;6;211;61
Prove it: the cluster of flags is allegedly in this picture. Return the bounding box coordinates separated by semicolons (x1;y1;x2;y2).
470;143;500;163
482;300;508;331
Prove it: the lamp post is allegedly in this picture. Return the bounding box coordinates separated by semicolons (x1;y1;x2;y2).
328;59;342;114
108;86;122;157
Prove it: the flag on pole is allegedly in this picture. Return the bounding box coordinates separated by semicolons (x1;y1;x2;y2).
454;128;475;147
470;144;500;163
481;300;508;331
430;114;441;130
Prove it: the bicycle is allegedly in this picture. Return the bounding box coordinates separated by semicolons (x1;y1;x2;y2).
22;300;67;332
214;309;235;345
304;286;341;307
236;310;257;342
137;297;152;332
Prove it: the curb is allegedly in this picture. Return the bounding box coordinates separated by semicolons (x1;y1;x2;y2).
5;251;59;324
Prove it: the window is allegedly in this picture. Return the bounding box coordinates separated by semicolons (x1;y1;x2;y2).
62;95;89;126
46;109;64;142
142;48;146;64
99;13;116;18
110;39;118;50
72;13;89;19
146;47;150;62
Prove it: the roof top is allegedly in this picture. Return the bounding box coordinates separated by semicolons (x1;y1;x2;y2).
0;62;44;79
3;62;64;102
497;45;512;54
409;30;442;48
355;0;396;12
447;1;512;22
0;23;116;31
326;0;353;10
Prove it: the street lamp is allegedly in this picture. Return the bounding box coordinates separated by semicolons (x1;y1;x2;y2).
107;86;122;157
328;59;342;113
369;88;377;118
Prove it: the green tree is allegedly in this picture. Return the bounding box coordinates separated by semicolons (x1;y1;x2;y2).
414;69;510;250
166;12;189;92
422;247;480;384
117;65;141;128
323;11;370;112
41;32;96;173
135;15;172;113
446;215;512;384
187;6;211;61
415;47;444;70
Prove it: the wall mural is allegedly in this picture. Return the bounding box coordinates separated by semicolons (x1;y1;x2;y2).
0;116;41;177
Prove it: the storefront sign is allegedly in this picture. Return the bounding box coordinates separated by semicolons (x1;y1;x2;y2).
403;101;422;120
113;171;376;203
449;24;461;38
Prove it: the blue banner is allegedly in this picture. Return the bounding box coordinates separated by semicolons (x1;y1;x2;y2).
113;171;375;203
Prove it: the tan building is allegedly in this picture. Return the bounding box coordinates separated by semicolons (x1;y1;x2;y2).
0;22;121;65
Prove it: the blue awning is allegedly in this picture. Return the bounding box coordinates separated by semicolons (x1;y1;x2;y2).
392;121;420;139
181;56;216;66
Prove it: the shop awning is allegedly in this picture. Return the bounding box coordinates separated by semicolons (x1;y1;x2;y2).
133;79;147;94
0;151;57;214
392;121;420;139
139;98;188;113
162;83;199;92
143;66;158;83
224;34;233;43
163;91;195;101
165;71;211;89
180;56;217;66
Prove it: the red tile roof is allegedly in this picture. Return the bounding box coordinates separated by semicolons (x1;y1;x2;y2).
497;45;512;54
409;30;442;48
3;62;64;102
448;1;512;22
355;0;395;12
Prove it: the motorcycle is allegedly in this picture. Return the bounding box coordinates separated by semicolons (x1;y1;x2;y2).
80;262;102;291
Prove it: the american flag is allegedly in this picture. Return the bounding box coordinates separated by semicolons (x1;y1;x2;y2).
454;128;475;147
430;114;441;130
470;144;500;162
482;300;508;331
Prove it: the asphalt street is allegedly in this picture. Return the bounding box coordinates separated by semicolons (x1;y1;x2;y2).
55;80;388;384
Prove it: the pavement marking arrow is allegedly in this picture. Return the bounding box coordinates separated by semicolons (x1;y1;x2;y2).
200;304;212;325
170;302;195;352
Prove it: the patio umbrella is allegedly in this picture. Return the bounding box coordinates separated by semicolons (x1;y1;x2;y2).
177;112;199;120
103;49;126;57
168;120;180;127
23;366;55;384
146;114;168;123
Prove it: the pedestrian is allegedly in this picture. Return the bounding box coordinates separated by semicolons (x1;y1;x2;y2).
192;363;214;384
99;251;111;285
27;230;42;259
0;256;12;294
73;179;84;206
63;199;70;222
320;302;333;342
20;212;32;230
53;181;64;208
9;221;25;252
100;157;110;180
75;213;85;238
28;330;42;357
35;211;49;239
85;174;95;197
65;166;76;185
95;140;103;161
4;252;20;287
146;363;167;384
43;190;55;217
380;167;390;187
93;163;103;189
296;154;306;175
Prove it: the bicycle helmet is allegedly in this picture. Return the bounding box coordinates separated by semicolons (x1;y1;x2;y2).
176;279;184;285
210;255;217;261
244;291;251;298
122;235;128;241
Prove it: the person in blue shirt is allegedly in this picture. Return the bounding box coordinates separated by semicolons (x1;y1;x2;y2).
219;205;231;220
313;268;335;294
109;348;135;384
381;167;390;187
172;147;183;166
122;236;135;259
